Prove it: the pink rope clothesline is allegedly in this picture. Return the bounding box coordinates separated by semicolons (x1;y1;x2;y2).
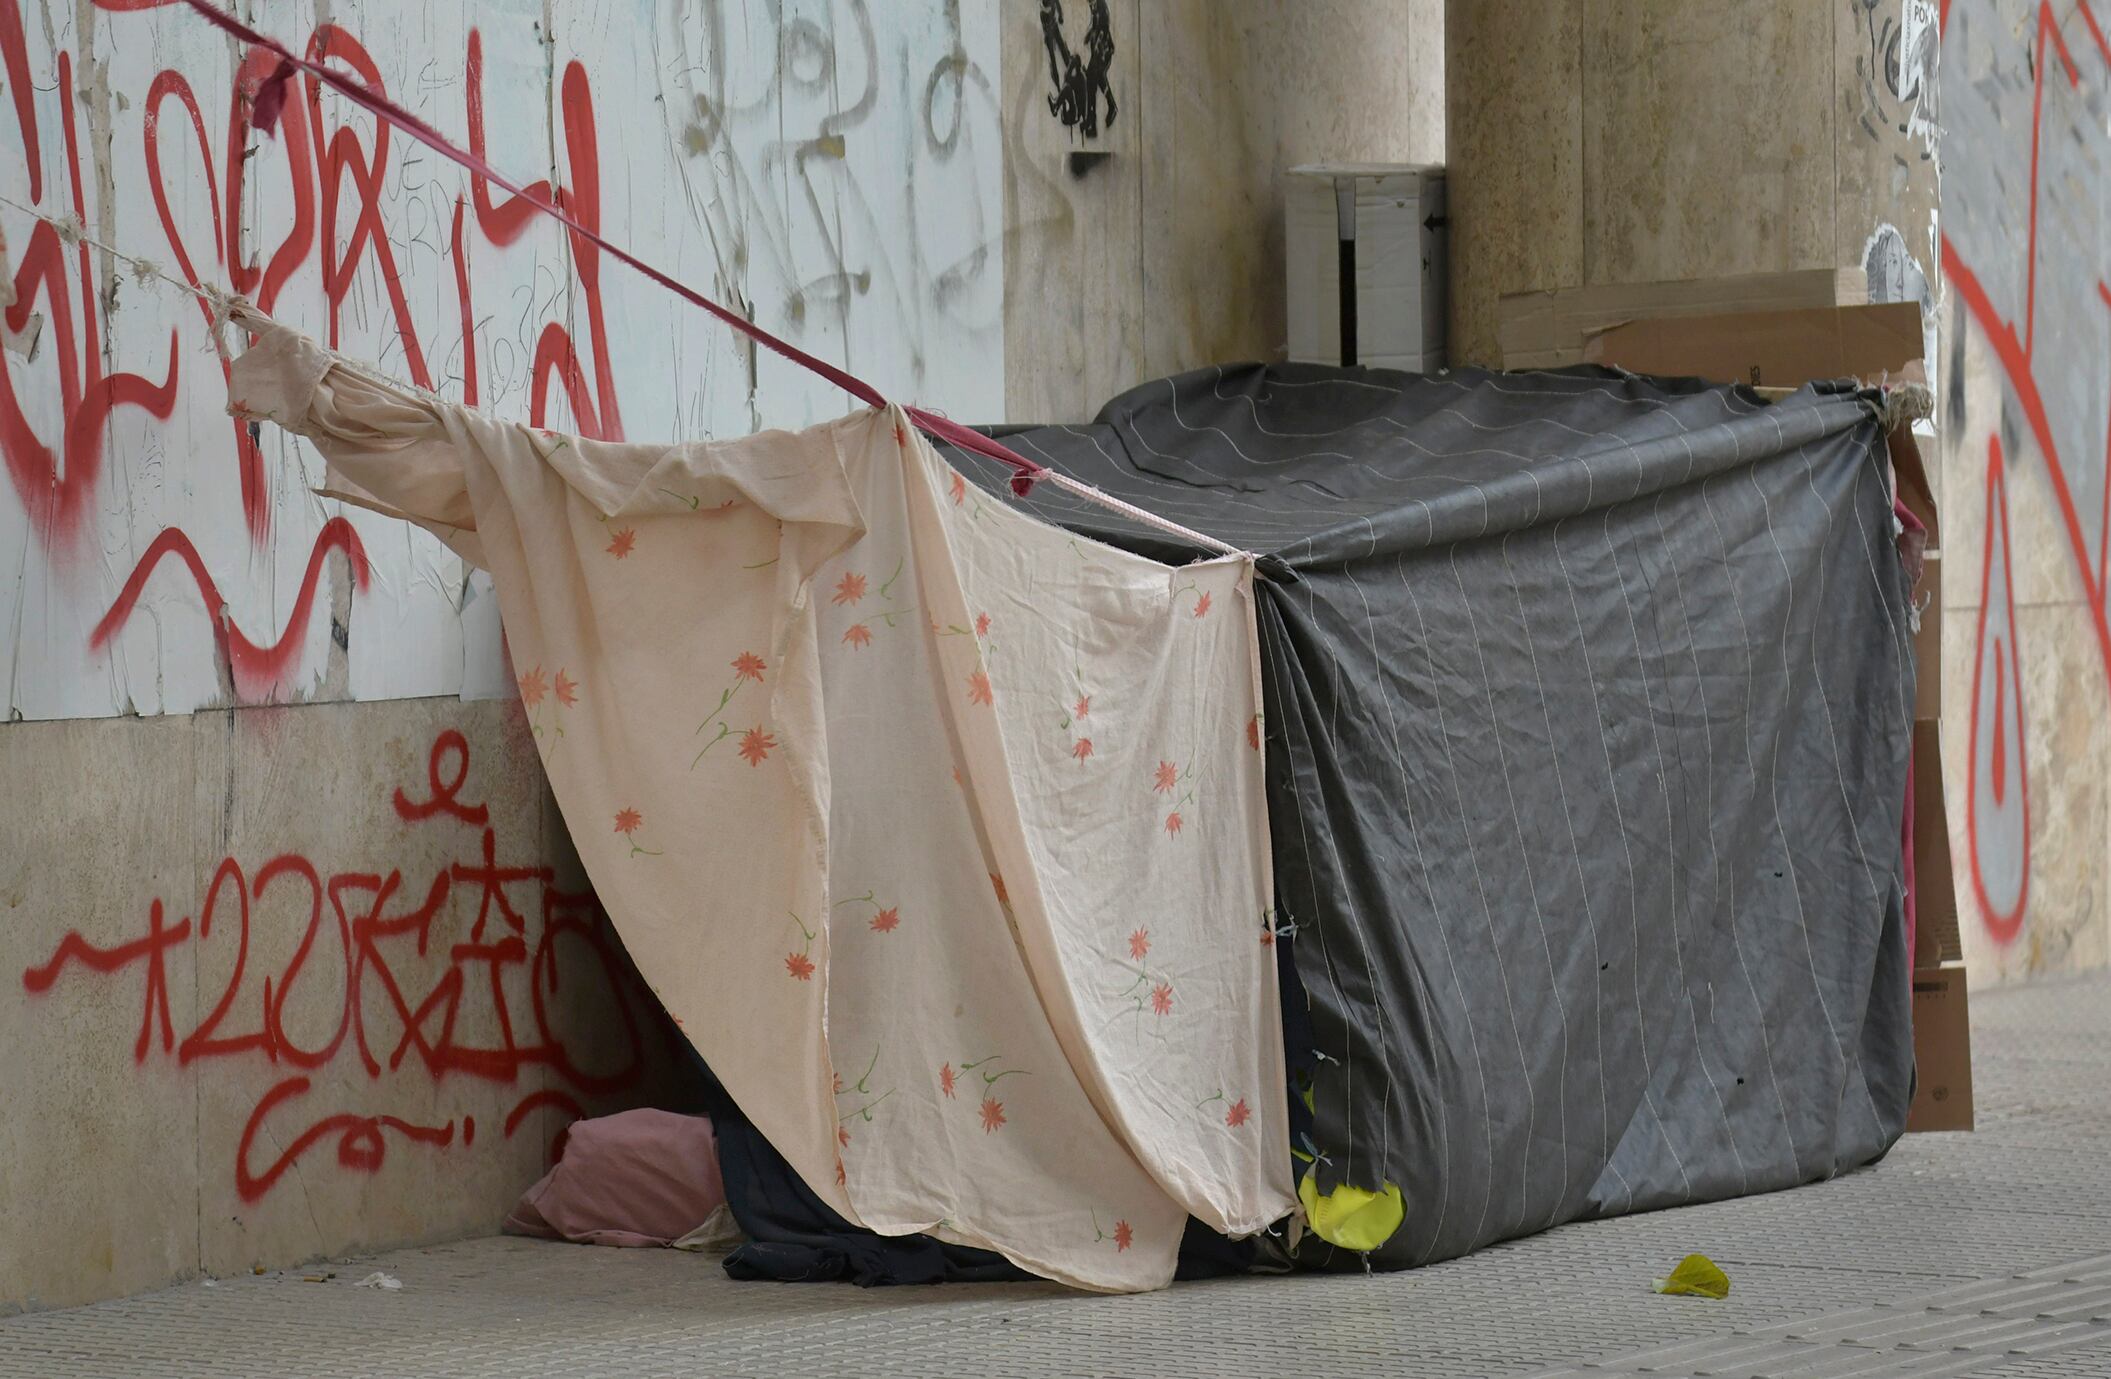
171;0;1248;561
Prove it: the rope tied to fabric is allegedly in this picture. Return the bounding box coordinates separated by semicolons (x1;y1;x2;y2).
160;0;1250;562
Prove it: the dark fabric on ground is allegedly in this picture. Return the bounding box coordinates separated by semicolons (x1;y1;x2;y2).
947;362;1917;1268
678;1046;1028;1285
686;1045;1260;1285
713;1110;1031;1286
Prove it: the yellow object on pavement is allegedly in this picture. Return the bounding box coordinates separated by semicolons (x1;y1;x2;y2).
1653;1254;1731;1299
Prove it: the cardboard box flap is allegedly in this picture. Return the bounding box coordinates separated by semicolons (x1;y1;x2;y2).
1582;301;1926;391
1585;301;1938;543
1906;961;1974;1133
1498;269;1868;368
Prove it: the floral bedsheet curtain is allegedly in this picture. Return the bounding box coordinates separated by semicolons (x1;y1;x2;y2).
230;315;1294;1291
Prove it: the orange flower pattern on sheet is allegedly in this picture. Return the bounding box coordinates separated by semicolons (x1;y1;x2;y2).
967;669;994;707
951;1053;1028;1135
738;727;776;767
644;485;738;513
833;558;914;651
1093;1213;1134;1253
1169;580;1212;619
1152;759;1194;839
519;665;579;739
605;527;636;559
835;1045;894;1147
936;607;992;650
613;807;661;858
836;891;899;935
694;652;769;767
1112;926;1176;1024
784;912;817;982
1196;1089;1251;1129
1058;679;1095;763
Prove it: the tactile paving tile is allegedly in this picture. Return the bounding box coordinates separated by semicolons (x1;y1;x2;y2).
0;977;2103;1378
1515;1253;2111;1377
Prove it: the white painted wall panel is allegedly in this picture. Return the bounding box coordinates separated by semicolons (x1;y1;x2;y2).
0;0;1002;720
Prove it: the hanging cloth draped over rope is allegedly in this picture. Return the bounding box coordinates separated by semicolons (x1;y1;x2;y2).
227;313;1295;1291
167;0;1247;560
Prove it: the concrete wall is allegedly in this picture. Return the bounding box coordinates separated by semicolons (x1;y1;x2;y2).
2;0;1443;1312
0;695;698;1311
1446;0;1940;369
1443;0;2111;986
0;0;1004;1312
1001;0;1444;421
1937;0;2111;983
0;1;1008;722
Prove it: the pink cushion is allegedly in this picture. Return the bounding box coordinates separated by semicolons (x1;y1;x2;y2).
503;1109;726;1248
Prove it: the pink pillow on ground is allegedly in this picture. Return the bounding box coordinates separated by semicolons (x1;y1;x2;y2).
503;1108;726;1248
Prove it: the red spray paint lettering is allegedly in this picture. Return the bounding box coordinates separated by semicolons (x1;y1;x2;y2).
20;729;673;1199
0;16;620;693
1940;0;2111;944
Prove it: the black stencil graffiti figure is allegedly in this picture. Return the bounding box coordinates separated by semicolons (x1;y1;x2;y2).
1041;0;1116;138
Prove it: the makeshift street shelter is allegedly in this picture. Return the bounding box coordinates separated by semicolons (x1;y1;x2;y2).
187;0;1915;1292
943;362;1918;1269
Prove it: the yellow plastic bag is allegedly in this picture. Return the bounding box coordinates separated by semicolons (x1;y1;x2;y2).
1653;1253;1731;1299
1297;1173;1405;1252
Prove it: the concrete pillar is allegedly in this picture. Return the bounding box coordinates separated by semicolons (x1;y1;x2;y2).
1446;0;1939;369
1003;0;1445;421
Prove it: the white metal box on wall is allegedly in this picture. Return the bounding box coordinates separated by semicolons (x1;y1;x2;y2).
1286;163;1447;372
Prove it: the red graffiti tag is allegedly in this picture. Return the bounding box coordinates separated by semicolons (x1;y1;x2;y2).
21;730;672;1200
1939;0;2111;944
87;518;373;702
0;16;623;692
